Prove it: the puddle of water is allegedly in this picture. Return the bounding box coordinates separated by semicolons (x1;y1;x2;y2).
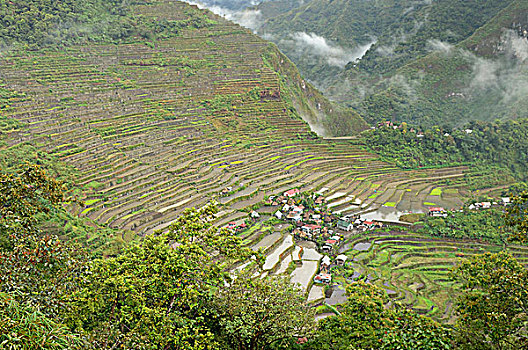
385;288;397;296
333;203;361;215
383;282;398;296
308;285;325;302
353;242;371;251
347;271;362;281
302;247;322;261
290;260;318;291
360;206;423;223
316;187;329;195
326;191;347;201
262;234;293;270
326;285;348;306
252;231;281;251
276;255;292;274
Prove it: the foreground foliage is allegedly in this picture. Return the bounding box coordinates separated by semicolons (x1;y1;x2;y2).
453;252;528;349
3;165;528;349
306;281;453;350
0;165;86;315
0;165;86;349
0;293;83;350
65;203;254;349
212;273;315;350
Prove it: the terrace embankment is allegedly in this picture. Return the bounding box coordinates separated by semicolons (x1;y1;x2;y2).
332;230;528;322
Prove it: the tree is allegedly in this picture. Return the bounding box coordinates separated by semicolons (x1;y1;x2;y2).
306;281;452;350
0;165;86;348
211;273;315;350
0;292;83;350
0;164;64;234
0;165;85;315
452;252;528;349
505;190;528;242
65;203;258;349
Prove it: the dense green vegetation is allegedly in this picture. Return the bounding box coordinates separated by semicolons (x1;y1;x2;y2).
355;0;514;75
254;0;528;130
0;166;315;349
0;142;132;255
262;45;367;136
257;0;512;86
308;281;453;349
0;293;83;350
257;0;427;91
505;190;528;243
0;0;214;49
358;119;528;181
453;252;528;349
358;0;528;127
418;208;510;244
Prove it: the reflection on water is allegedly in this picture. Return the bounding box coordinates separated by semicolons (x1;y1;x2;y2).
353;242;371;251
326;286;347;305
360;206;423;223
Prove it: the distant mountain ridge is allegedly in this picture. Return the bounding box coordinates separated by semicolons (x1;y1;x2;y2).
251;0;527;129
360;0;528;127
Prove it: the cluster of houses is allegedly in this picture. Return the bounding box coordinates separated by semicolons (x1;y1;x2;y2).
428;207;448;217
337;216;383;232
427;197;512;218
267;188;386;249
224;211;261;232
468;198;510;210
375;121;418;134
263;188;389;284
225;221;247;233
374;121;474;138
313;253;349;284
267;189;335;231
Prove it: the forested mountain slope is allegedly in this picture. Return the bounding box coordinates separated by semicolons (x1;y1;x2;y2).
257;0;427;90
360;0;528;127
254;0;525;129
354;0;515;76
0;0;211;49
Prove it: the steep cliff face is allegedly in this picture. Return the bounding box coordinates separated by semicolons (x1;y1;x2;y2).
263;44;367;137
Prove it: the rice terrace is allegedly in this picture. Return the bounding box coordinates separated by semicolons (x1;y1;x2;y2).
1;0;528;348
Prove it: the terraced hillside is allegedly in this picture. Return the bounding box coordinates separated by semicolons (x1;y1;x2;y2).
331;230;528;322
0;0;470;236
1;0;524;323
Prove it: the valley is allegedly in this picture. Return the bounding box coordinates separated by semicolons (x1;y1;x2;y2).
1;0;527;348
